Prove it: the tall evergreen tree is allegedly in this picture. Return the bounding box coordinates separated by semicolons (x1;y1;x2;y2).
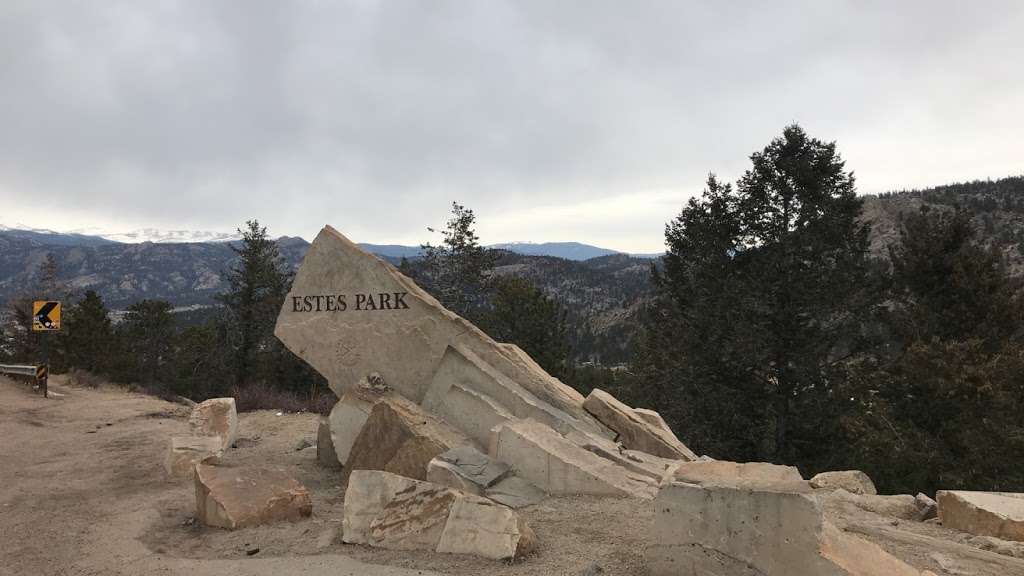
636;125;873;465
63;290;115;374
118;299;175;387
420;202;497;320
218;220;293;388
484;276;571;379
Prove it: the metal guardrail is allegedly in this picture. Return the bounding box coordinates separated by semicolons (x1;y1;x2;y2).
0;363;48;397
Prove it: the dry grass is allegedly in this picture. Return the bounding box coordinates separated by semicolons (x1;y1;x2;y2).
233;381;337;415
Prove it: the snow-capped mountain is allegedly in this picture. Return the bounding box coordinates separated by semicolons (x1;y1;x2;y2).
67;227;242;244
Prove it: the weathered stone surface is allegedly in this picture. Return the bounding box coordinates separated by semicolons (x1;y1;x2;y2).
345;394;474;481
648;481;924;576
811;470;878;495
485;476;546;509
194;464;312;529
274;226;592;427
489;419;658;499
583;389;696;460
670;460;810;492
937;491;1024;542
632;407;671;432
425;446;510;495
328;390;379;465
343;470;535;559
316;417;341;468
188;397;237;451
825;489;923;520
165;435;223;479
564;429;682;483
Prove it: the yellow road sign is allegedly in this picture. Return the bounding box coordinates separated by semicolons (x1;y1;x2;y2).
32;301;61;331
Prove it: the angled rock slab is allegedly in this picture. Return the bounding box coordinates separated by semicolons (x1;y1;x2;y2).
811;470;877;495
670;459;810;492
426;445;511;495
583;389;696;460
194;464;312;529
825;489;923;521
343;470;535;560
316;416;341;468
345;394;474;481
564;429;682;484
937;491;1024;542
648;481;926;576
165;435;223;479
632;407;671;433
328;388;383;465
489;419;658;499
188;397;238;451
274;226;593;428
485;476;546;509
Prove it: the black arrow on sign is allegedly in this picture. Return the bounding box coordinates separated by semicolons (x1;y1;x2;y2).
36;302;58;328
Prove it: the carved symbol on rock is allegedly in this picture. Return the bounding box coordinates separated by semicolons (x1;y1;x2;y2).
336;338;362;367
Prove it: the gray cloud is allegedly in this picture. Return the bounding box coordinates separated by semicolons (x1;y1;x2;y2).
1;0;1022;252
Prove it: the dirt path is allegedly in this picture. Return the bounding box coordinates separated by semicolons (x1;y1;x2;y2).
2;375;1018;576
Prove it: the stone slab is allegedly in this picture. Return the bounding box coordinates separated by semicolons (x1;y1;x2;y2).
345;394;474;481
670;460;810;492
564;429;681;483
273;226;592;427
425;445;511;495
188;397;238;451
165;435;223;479
488;419;658;499
316;417;341;468
648;481;924;576
825;489;923;521
484;476;546;509
343;470;534;559
937;491;1024;542
810;470;877;495
195;464;312;529
583;388;696;460
328;390;379;465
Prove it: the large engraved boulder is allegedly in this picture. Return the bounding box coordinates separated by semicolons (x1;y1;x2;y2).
188;397;238;451
343;470;535;560
273;226;605;438
194;464;312;529
345;394;475;481
582;388;696;460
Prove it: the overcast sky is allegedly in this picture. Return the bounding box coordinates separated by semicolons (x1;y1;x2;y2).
1;1;1022;252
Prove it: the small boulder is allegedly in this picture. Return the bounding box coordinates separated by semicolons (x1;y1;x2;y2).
165;435;223;479
426;445;511;495
195;464;312;529
316;417;341;468
189;397;238;451
582;389;696;460
915;492;938;521
345;394;475;481
343;470;535;560
810;470;877;495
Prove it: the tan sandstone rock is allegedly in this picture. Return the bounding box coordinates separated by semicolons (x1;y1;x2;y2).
485;476;546;509
345;394;474;481
188;397;238;451
425;445;511;495
648;481;926;576
316;417;341;468
164;435;223;479
582;389;696;460
811;470;878;495
194;464;312;529
343;470;535;560
564;429;682;484
937;490;1024;542
273;226;602;434
825;489;923;521
670;459;810;492
328;389;381;465
489;418;658;499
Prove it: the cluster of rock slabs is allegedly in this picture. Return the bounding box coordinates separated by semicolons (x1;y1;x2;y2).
163;226;1024;574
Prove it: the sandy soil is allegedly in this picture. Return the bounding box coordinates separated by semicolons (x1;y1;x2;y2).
1;375;1020;576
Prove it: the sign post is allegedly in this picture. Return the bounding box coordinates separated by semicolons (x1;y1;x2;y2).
32;301;61;398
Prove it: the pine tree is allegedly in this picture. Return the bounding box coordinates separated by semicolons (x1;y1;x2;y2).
63;290;115;374
118;299;175;387
420;202;497;320
217;220;293;388
484;276;571;379
636;125;873;464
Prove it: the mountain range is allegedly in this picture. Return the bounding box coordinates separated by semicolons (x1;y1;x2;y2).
3;175;1022;363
